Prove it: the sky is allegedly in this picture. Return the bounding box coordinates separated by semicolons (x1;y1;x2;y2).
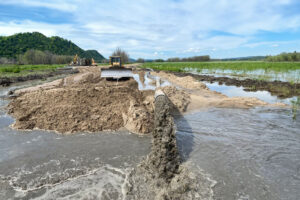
0;0;300;59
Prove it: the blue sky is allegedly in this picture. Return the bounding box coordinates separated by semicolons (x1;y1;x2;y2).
0;0;300;59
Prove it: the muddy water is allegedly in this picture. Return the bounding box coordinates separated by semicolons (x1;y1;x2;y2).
176;107;300;200
0;84;151;199
185;68;300;83
132;72;171;90
205;82;297;104
1;78;300;199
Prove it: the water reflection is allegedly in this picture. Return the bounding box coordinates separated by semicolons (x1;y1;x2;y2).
205;81;297;104
185;68;300;83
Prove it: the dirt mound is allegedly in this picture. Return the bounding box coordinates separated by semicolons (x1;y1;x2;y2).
8;66;285;134
8;67;156;134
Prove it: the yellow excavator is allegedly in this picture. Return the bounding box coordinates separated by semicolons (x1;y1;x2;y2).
101;56;133;80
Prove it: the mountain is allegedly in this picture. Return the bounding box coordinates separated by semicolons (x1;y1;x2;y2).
0;32;105;62
129;58;136;63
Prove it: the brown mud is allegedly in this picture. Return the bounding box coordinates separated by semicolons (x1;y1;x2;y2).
7;66;286;135
152;71;286;111
171;71;300;98
0;67;79;86
125;92;214;200
8;67;155;134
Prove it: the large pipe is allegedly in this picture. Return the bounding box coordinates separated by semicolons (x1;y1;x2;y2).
155;89;165;100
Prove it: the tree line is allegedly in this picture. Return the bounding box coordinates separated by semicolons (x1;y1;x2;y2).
136;55;210;63
0;49;73;65
266;51;300;62
19;49;73;64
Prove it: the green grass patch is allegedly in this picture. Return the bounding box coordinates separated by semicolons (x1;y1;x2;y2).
141;62;300;83
141;61;300;72
0;64;65;77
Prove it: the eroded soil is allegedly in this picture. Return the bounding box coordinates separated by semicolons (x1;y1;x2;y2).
8;67;155;134
152;71;286;111
7;66;286;134
172;71;300;98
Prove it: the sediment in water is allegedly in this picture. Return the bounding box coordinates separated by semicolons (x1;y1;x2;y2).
125;92;215;200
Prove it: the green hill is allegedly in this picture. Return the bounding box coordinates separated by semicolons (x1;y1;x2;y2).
0;32;105;62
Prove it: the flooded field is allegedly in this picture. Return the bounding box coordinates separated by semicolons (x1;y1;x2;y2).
185;68;300;83
0;71;299;199
204;82;297;104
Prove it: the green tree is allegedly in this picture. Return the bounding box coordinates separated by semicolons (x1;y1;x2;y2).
111;47;130;64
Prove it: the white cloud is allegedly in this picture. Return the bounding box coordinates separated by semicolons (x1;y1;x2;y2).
0;0;76;12
0;0;300;58
0;20;73;36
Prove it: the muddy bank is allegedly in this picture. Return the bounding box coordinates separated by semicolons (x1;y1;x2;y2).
126;92;214;200
171;71;300;98
8;67;156;134
152;71;286;110
0;67;79;87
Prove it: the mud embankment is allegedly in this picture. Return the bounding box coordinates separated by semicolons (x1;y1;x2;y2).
8;67;155;134
171;71;300;98
125;91;214;200
0;67;79;86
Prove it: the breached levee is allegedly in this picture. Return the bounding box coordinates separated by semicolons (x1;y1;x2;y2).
125;90;215;200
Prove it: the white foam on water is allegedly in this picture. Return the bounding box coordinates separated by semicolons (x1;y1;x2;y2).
30;165;128;200
8;164;129;200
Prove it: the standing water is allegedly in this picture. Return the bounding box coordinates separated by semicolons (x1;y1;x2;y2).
176;107;300;200
0;82;151;199
1;78;299;199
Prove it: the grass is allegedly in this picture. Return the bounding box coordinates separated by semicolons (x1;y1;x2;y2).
0;64;65;77
141;61;300;83
141;61;300;72
291;97;300;120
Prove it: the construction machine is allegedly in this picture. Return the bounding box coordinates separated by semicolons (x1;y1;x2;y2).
101;56;133;80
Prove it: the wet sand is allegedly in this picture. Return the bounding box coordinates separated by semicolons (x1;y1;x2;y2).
152;71;286;111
